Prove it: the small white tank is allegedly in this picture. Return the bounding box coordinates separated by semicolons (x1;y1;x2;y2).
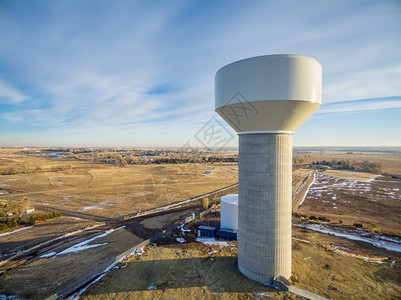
220;194;238;230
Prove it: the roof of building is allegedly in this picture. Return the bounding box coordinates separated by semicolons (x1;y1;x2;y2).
219;228;238;233
198;225;217;231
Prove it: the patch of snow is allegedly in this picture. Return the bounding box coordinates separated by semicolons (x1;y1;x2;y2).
196;237;231;247
52;226;125;257
365;176;379;182
331;245;387;264
295;223;401;253
331;245;350;252
364;258;387;264
176;237;186;243
0;226;33;238
40;252;57;258
254;292;271;297
82;205;103;211
67;216;83;221
294;172;312;197
57;242;108;256
0;225;105;260
135;191;151;196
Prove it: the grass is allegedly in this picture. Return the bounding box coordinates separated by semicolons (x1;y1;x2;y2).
79;228;401;300
0;149;238;220
1;147;400;299
298;152;401;176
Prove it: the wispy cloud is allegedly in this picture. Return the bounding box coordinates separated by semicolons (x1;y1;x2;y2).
0;80;28;104
318;96;401;114
0;0;400;146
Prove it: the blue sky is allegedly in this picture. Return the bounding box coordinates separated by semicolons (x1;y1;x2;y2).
0;0;400;148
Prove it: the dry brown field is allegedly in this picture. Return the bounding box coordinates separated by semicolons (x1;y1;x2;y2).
80;156;401;300
0;148;239;299
299;174;400;236
0;149;238;220
1;148;400;299
0;225;144;299
81;216;401;300
292;150;401;236
296;151;401;176
0;216;102;259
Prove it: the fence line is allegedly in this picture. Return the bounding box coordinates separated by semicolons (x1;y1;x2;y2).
123;183;238;220
292;172;315;209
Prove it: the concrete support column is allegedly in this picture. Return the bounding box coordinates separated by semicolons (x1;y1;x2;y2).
238;133;292;283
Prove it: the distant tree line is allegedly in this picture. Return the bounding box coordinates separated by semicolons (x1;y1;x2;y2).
93;153;238;167
0;163;71;175
357;161;381;173
312;160;354;169
0;163;42;175
152;156;237;164
312;160;381;173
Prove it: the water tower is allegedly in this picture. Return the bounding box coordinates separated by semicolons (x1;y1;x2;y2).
215;54;322;283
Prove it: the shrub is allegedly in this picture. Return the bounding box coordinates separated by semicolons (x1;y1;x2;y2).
0;211;62;231
293;212;301;218
50;165;71;172
202;197;209;210
293;212;313;220
318;216;330;222
353;222;363;228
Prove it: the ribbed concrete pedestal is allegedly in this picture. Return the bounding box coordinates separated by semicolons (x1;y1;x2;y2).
238;133;292;283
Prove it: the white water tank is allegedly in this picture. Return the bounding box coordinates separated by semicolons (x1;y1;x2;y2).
215;54;322;283
220;194;238;230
